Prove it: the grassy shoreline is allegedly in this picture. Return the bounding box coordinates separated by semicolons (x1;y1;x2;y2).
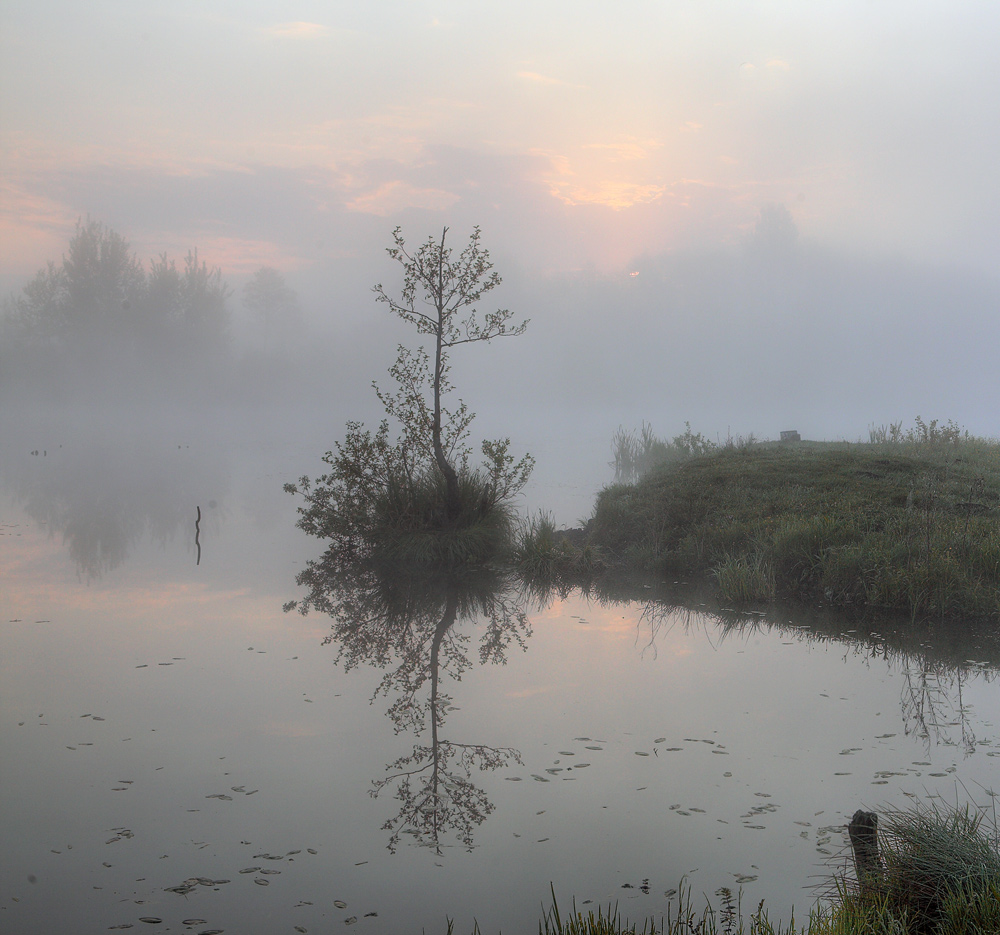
535;423;1000;623
442;800;1000;934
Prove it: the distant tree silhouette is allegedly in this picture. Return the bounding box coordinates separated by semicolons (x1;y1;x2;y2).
242;266;300;346
1;219;231;399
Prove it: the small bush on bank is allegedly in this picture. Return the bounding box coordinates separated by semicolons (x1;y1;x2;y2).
822;800;1000;935
285;418;530;568
514;512;604;585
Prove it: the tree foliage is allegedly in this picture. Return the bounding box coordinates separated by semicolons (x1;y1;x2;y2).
373;226;532;521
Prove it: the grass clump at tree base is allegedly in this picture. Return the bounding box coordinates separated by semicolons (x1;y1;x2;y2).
586;421;1000;621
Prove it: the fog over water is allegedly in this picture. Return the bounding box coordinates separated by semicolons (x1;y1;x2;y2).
3;3;1000;932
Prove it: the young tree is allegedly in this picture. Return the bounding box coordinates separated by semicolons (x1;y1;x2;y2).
286;226;533;565
373;226;529;522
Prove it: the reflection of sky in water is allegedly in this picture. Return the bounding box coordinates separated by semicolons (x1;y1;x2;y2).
2;428;999;934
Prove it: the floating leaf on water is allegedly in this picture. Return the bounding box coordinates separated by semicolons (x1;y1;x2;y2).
307;848;318;855
558;751;575;756
239;867;259;874
199;930;224;934
259;869;280;875
744;824;766;830
537;837;549;843
654;738;666;744
504;776;522;781
635;751;649;757
295;928;308;933
138;919;162;924
530;775;549;782
584;746;602;751
253;878;269;886
573;737;591;741
334;900;347;909
364;913;378;918
181;921;206;926
287;849;301;855
345;918;357;925
574;763;590;768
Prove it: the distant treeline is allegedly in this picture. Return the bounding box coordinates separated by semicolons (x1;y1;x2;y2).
0;220;308;406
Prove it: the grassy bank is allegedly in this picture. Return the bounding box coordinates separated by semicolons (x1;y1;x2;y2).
574;421;1000;621
450;801;1000;934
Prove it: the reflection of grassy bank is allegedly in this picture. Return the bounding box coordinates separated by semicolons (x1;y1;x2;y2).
567;424;1000;622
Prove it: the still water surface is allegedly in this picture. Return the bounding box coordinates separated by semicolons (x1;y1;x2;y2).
3;417;999;934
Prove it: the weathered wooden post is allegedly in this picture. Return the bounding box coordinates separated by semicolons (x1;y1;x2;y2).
848;809;881;886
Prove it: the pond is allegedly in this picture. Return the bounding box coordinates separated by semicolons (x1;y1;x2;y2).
3;414;999;935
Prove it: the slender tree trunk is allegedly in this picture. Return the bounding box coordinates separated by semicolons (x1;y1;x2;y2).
432;228;460;522
427;588;458;853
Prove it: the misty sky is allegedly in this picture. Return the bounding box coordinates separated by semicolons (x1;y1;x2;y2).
2;1;998;442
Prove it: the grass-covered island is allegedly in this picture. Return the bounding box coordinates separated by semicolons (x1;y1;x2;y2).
529;419;1000;624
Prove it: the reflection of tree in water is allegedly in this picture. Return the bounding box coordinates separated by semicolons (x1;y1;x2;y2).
900;660;995;756
633;593;999;755
288;559;531;853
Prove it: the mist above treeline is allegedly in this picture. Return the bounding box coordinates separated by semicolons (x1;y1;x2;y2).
2;213;998;448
